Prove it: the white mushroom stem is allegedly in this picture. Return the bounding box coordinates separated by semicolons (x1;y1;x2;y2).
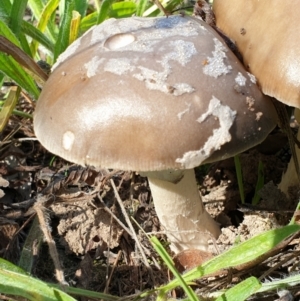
278;109;300;196
145;169;221;254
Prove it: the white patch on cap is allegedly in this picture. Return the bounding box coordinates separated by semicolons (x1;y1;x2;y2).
256;112;263;121
104;33;135;50
62;131;75;151
172;83;195;96
235;72;247;86
202;38;232;78
246;96;255;111
105;58;135;75
84;56;104;78
176;96;236;168
133;40;197;94
247;72;257;84
166;40;197;66
177;102;191;120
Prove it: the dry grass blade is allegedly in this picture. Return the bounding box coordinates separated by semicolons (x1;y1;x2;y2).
0;36;48;85
152;0;170;15
104;250;122;294
110;179;155;282
34;196;67;285
97;194;133;237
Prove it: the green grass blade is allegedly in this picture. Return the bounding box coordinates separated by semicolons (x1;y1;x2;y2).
289;201;300;225
97;0;115;24
22;20;55;53
28;0;58;43
18;32;32;56
0;17;21;46
54;0;75;61
9;0;28;37
18;217;43;273
136;0;149;16
109;1;137;18
9;0;32;56
0;258;27;275
258;273;300;294
234;154;245;204
0;33;48;84
161;224;300;291
143;0;168;16
0;267;76;301
0;86;21;131
80;1;134;30
49;284;120;301
27;0;44;20
0;74;4;87
186;224;300;279
10;109;33;119
164;0;186;14
80;11;98;33
30;0;60;56
215;277;261;301
74;0;88;17
0;54;39;99
142;0;184;17
1;258;119;301
151;236;200;301
0;0;11;21
0;21;41;98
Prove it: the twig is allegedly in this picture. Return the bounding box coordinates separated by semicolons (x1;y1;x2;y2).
259;250;300;280
104;250;122;294
153;0;170;16
110;179;155;281
97;194;133;237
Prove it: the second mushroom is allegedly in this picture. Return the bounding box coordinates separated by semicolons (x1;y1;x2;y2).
34;16;277;253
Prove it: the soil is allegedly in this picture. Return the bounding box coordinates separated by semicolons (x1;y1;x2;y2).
1;92;300;300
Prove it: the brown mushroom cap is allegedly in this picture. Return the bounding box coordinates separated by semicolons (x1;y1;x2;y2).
213;1;300;108
34;16;276;171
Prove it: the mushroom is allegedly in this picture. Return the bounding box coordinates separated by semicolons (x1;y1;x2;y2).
213;1;300;196
34;16;277;253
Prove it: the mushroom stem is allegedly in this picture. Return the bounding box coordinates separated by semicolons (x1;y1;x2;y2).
146;169;221;253
278;109;300;196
